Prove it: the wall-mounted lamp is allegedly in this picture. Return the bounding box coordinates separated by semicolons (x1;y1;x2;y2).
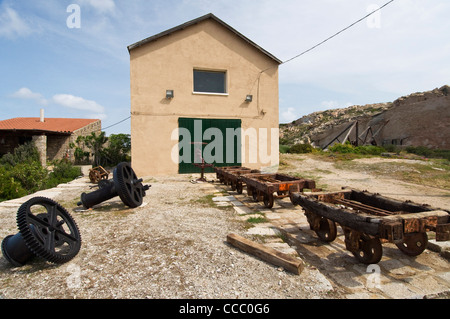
166;90;174;99
245;95;253;103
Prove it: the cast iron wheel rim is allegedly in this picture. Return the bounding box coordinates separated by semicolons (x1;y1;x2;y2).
114;162;145;208
395;232;428;256
352;234;382;264
315;217;337;242
263;193;274;208
16;197;81;264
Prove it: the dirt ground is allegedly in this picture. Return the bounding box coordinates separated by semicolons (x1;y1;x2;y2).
0;154;449;300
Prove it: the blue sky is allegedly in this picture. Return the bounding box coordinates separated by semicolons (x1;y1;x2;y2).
1;0;449;135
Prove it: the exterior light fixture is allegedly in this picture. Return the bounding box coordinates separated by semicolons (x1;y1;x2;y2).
166;90;174;99
245;95;253;102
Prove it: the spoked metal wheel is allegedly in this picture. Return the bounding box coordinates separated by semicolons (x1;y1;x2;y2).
315;217;337;242
16;197;81;264
114;162;147;208
396;232;428;256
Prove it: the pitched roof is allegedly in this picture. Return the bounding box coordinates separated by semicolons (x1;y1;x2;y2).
127;13;282;64
0;117;100;134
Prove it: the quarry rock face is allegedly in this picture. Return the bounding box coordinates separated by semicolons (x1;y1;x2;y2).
280;85;450;150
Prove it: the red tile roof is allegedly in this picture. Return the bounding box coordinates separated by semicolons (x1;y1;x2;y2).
0;117;100;134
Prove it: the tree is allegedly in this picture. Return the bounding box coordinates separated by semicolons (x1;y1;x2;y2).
84;131;108;167
103;134;131;165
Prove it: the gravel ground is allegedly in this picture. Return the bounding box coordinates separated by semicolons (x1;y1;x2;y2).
2;155;449;301
0;174;337;299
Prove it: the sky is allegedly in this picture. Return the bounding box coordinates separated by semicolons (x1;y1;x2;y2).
0;0;449;135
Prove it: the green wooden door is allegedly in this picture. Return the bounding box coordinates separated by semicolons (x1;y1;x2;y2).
178;118;241;174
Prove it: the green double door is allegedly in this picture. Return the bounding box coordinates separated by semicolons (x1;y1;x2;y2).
178;118;242;174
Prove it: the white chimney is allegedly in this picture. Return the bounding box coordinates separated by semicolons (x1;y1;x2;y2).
40;109;45;122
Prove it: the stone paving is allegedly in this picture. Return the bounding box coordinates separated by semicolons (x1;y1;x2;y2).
211;182;450;299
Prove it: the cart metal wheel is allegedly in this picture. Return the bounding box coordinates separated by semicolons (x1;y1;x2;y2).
263;193;274;208
352;234;382;264
315;217;337;242
236;182;243;194
395;232;428;256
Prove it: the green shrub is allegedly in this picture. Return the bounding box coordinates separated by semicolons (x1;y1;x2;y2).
45;160;82;188
328;142;385;156
279;145;291;154
405;146;450;161
0;142;40;167
0;166;27;201
328;142;355;154
289;143;314;154
9;161;48;193
0;145;82;202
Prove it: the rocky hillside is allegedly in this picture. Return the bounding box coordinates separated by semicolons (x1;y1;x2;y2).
280;85;450;150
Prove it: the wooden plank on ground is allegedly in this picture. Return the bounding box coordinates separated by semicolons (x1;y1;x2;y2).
226;233;304;275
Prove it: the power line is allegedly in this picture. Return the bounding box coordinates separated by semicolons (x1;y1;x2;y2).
279;0;395;67
258;0;395;75
102;115;131;131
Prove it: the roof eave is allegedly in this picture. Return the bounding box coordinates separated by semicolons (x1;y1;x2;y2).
127;13;282;65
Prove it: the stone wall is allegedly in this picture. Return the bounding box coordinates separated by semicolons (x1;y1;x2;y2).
32;135;47;167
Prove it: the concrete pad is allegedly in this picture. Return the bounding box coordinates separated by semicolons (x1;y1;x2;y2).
233;206;253;215
212;196;236;202
381;282;423;299
265;242;298;255
230;200;244;206
246;226;281;236
428;239;450;253
216;202;232;207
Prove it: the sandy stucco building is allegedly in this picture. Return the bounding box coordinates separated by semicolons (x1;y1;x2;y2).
128;13;281;176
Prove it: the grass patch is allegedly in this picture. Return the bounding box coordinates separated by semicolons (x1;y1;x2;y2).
335;159;450;189
191;194;216;207
246;216;268;224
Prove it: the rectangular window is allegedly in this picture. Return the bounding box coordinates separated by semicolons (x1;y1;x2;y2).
193;70;227;94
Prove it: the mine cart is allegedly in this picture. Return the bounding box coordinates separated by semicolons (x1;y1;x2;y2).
214;166;243;183
221;168;261;194
291;189;450;264
241;173;318;208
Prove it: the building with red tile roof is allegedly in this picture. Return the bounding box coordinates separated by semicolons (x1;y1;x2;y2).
0;112;101;165
0;117;100;134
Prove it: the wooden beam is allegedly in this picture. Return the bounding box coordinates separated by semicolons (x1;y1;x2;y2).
226;233;304;275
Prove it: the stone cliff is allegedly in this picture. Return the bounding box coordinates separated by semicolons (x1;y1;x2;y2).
280;85;450;150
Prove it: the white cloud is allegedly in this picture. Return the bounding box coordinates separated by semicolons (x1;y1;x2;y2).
280;107;298;123
11;87;48;105
0;5;32;38
52;94;106;115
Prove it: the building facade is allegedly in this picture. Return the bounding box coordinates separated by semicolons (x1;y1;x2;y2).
128;13;281;176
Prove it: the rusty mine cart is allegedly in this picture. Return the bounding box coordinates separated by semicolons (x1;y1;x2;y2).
291;188;450;264
240;173;318;209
